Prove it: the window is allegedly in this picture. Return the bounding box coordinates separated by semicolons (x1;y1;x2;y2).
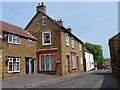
71;37;74;48
8;58;20;72
0;34;3;39
28;39;32;46
66;34;69;46
8;34;20;44
79;43;82;51
42;32;51;45
80;57;83;64
71;53;76;69
42;16;47;26
8;34;13;43
40;54;55;71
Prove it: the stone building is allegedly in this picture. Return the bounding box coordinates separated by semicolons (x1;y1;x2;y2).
0;25;3;79
25;3;84;76
109;32;120;80
0;20;37;79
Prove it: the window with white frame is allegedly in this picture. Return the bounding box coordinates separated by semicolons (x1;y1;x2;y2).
28;39;32;46
8;34;13;43
71;53;76;69
8;58;20;72
42;16;47;26
71;37;74;48
42;32;51;45
79;43;82;51
66;33;69;46
80;57;83;64
8;34;20;44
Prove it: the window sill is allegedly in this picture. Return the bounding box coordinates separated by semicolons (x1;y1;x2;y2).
72;68;77;70
8;71;20;73
42;43;51;46
66;44;69;47
8;43;20;46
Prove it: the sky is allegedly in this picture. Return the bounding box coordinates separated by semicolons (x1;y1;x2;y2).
0;2;118;58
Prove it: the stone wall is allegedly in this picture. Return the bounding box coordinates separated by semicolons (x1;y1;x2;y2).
109;32;120;80
2;33;37;79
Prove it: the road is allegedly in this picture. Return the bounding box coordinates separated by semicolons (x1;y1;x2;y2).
33;70;120;88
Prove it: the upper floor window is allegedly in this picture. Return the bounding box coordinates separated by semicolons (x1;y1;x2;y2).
42;32;51;45
0;34;3;39
71;37;74;48
79;43;82;51
66;34;69;46
8;57;20;73
8;34;20;45
80;57;83;64
42;16;47;26
28;39;32;47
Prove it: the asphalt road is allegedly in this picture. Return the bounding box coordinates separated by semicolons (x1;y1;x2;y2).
34;70;120;88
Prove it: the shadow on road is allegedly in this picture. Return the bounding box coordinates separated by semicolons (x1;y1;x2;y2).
91;70;120;88
101;73;120;88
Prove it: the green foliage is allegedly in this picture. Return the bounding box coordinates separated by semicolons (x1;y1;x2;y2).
84;42;104;69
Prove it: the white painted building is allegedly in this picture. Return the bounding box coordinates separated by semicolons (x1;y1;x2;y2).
84;51;94;71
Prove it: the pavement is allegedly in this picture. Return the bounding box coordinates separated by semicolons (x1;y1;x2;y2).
2;72;85;89
1;70;120;89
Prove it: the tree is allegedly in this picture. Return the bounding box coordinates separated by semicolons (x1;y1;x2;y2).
84;42;104;69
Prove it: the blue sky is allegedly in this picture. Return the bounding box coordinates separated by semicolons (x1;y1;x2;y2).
0;2;118;58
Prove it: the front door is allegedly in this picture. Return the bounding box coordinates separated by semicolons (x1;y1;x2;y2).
31;60;35;73
25;58;30;74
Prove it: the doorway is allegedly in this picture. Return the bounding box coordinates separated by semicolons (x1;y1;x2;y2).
25;57;30;74
66;55;69;73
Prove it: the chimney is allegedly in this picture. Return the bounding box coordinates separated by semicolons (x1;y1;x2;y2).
57;19;63;26
36;2;46;14
67;27;72;32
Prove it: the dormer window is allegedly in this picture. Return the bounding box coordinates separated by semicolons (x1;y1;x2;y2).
42;16;47;26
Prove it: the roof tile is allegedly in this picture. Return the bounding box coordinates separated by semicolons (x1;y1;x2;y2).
0;20;37;40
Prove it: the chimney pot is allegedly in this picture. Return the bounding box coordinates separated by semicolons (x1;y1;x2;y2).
67;27;72;32
57;19;63;26
36;2;46;14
